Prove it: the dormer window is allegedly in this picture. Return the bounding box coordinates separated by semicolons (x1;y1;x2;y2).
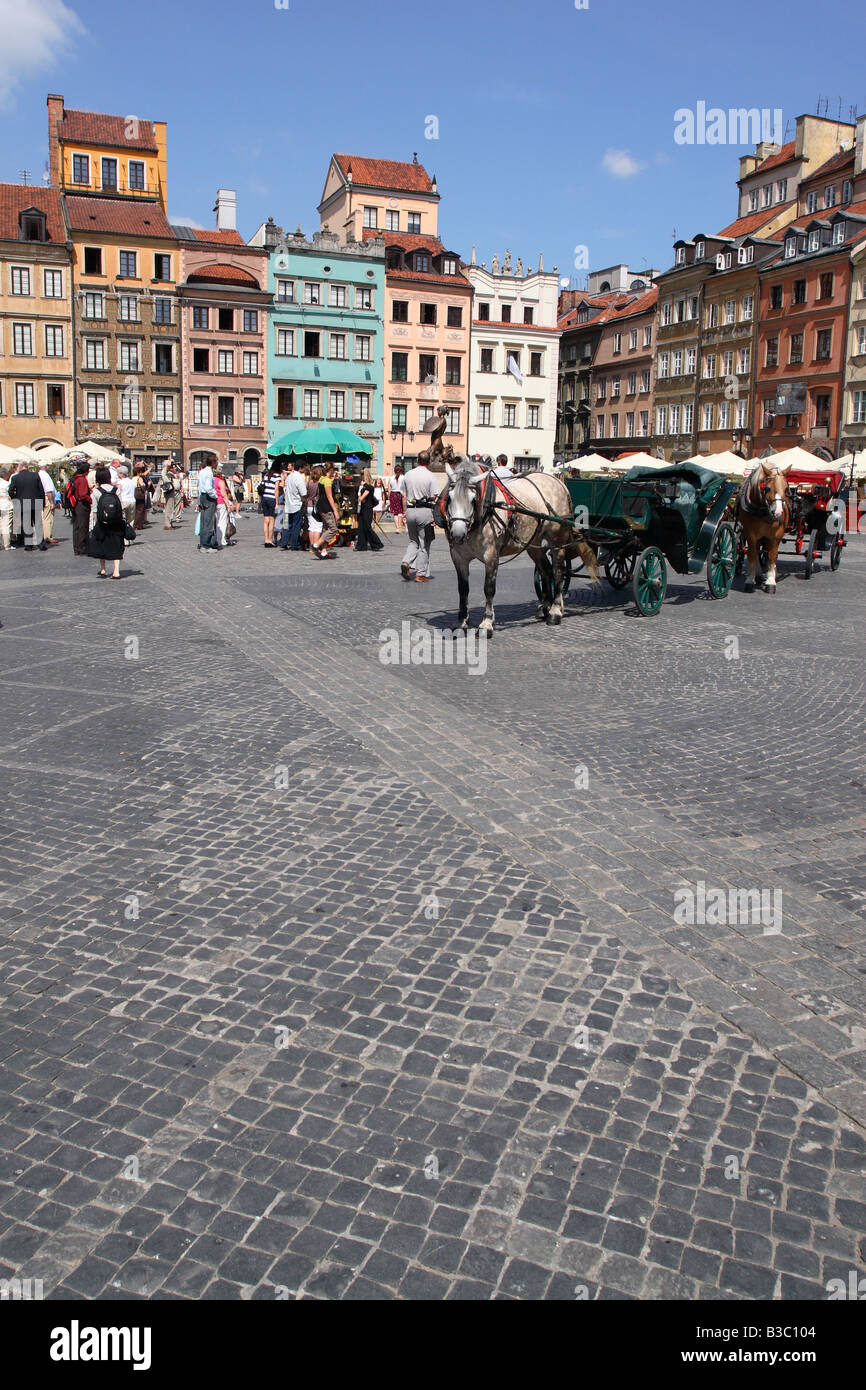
737;244;754;264
832;222;845;245
695;241;705;259
675;246;685;265
808;230;820;252
18;208;48;243
724;252;732;268
442;257;457;276
785;237;796;258
414;252;430;273
715;253;725;269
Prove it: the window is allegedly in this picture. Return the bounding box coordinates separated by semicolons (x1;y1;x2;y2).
702;402;714;431
644;326;652;347
303;283;320;307
355;286;373;310
120;341;140;371
84;339;106;369
686;347;696;375
833;222;845;246
719;399;730;429
217;349;234;373
218;307;233;330
683;403;694;434
706;302;718;328
641;369;650;392
816;328;832;360
857;326;866;356
777;179;787;203
819;272;833;300
596;380;606;401
596;415;605;439
738;245;754;265
672;350;682;376
761;398;774;429
792;279;806;305
738;347;750;374
193;395;209;424
405;212;421;234
120;391;140;421
610;412;619;436
785;238;797;259
689;295;699;320
445;356;461;386
741;294;753;321
355;335;371;361
46;384;65;417
628;329;638;350
808;230;820;253
725;299;735;325
447;306;463;328
44;325;64;356
276;279;294;302
501;305;511;324
83;247;102;275
391;352;408;382
762;184;772;207
769;285;782;310
806;191;818;213
480;347;494;373
670;404;680;433
391;404;407;430
478;303;490;321
119;251;137;278
658;352;669;379
528;404;541;429
722;350;733;377
639;410;649;437
386;210;399;232
243;398;259;427
128;160;145;191
193;348;209;372
613;332;622;354
118;294;138;322
704;352;716;378
354;392;371;422
445;408;459;434
192;305;209;329
852;390;866;424
152;343;172;375
218;396;234;426
748;190;758;212
504;403;517;427
43;269;63;298
329;333;347;361
392;300;408;323
815;393;830;427
675;247;685;265
154;395;175;422
155;297;174;325
611;376;620;397
363;206;378;229
14;383;35;415
736;398;747;429
243;309;259;332
842;180;853;205
329;285;346;309
303;331;320;358
478;401;492;427
85;390;106;420
419;353;437;383
276;328;294;356
72;153;90;183
530;352;543;377
276;388;294;418
243;351;258;374
415;253;431;273
790;331;803;364
328;390;345;421
153;254;171;281
695;240;705;260
12;323;33;355
420;302;436;325
825;185;837;208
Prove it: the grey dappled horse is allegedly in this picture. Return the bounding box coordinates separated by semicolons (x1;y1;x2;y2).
441;456;598;632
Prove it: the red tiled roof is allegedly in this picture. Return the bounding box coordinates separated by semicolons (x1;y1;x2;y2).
363;228;445;256
65;195;174;238
191;228;245;246
58;108;158;153
739;140;796;179
716;204;793;239
558;287;657;330
799;148;856;188
186;263;259;285
334;154;434;193
0;183;67;242
386;268;470;288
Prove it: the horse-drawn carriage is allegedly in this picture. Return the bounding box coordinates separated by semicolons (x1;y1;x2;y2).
554;462;739;615
733;464;847;584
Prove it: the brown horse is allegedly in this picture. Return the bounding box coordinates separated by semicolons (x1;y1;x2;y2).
442;456;598;631
737;461;792;594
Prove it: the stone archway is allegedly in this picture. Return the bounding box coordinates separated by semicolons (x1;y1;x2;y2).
243;448;262;477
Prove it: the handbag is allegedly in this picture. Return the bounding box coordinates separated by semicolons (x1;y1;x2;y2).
124;522;137;542
195;512;201;537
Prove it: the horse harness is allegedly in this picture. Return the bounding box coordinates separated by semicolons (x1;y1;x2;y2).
440;470;574;554
739;471;789;524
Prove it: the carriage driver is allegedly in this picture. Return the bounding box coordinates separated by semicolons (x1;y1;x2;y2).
399;449;442;583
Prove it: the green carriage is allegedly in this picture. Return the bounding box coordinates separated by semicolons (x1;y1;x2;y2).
559;463;739;616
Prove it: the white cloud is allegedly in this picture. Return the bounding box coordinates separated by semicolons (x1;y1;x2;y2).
169;217;205;229
0;0;84;108
601;148;644;178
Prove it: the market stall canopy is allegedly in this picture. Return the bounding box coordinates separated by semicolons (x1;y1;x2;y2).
268;426;372;458
32;443;70;464
834;451;866;479
763;446;839;473
688;450;753;478
73;440;123;462
567;454;611;473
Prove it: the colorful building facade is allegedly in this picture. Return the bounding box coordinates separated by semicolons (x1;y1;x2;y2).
47;94;167;209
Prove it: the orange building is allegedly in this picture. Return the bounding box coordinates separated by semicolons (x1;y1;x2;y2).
47;95;167;209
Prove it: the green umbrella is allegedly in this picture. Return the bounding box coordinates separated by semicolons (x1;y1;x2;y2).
267;426;372;458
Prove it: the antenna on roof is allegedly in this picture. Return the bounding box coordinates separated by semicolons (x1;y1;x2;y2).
19;169;31;185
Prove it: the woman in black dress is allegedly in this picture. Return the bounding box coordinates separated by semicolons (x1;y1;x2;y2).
355;467;384;552
88;466;127;579
133;467;151;530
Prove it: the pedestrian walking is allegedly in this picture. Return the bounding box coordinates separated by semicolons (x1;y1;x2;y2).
69;460;92;555
399;453;440;582
0;466;13;551
197;455;219;553
259;464;282;546
88;466;127;579
133;466;151;531
117;466;136;531
161;459;183;529
8;463;47;550
37;464;59;545
214;465;234;549
278;462;307;551
231;467;246;508
355;467;384;552
389;464;407;533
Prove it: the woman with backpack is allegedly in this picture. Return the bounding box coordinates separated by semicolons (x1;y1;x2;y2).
88;466;127;579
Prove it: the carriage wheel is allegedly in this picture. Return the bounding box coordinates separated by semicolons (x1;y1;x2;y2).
707;521;736;599
804;528;819;580
604;549;636;590
830;536;842;571
633;547;667;616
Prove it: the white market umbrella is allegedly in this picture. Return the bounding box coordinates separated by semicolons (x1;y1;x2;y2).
33;442;73;465
764;446;839;473
832;452;866;480
74;440;119;462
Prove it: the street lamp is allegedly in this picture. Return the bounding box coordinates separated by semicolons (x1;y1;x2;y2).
390;427;415;466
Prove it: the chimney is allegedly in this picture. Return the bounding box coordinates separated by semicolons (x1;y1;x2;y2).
46;94;64;188
213;188;237;232
856;114;866;177
754;141;780;163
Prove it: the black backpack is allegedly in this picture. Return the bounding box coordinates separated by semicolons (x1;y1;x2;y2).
96;488;122;530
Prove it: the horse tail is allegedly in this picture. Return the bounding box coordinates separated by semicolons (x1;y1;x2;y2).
577;536;600;585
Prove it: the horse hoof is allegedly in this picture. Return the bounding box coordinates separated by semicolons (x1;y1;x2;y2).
743;582;755;593
764;584;776;595
535;606;546;621
550;613;562;626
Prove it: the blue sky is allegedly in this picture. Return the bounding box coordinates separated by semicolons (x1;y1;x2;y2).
1;0;863;285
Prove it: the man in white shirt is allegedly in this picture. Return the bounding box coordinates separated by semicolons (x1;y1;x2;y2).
197;457;219;552
491;453;515;480
278;463;308;551
37;466;59;544
117;467;136;528
399;452;442;582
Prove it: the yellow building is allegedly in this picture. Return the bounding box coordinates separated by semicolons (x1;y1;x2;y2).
318;154;439;244
47;95;167;210
0;184;74;449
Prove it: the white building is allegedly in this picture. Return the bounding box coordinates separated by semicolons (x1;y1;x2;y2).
467;251;561;472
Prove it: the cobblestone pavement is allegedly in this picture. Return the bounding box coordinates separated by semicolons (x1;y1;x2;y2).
1;511;865;1301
